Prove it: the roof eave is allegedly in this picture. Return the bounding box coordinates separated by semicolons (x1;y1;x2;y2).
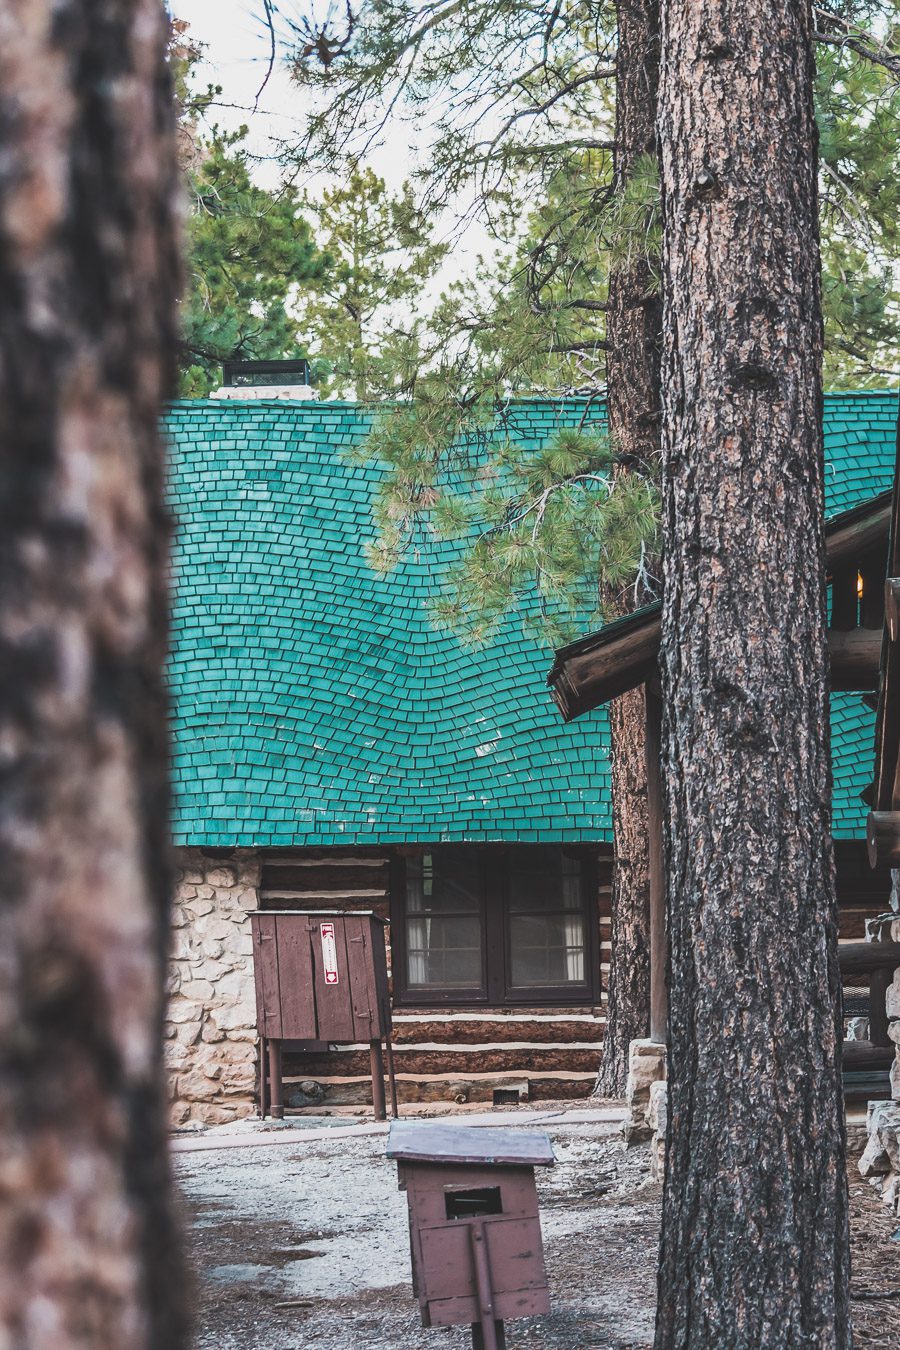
548;489;892;721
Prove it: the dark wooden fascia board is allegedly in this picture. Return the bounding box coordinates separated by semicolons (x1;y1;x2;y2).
549;490;892;722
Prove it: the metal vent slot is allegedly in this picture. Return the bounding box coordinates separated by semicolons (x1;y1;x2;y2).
444;1187;503;1220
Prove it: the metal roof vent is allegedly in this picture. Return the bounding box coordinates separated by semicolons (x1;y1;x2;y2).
212;358;318;401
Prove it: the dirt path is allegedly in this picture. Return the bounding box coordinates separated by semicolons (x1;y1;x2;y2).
175;1119;900;1349
176;1118;659;1349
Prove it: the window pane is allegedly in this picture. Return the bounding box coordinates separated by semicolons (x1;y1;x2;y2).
407;850;481;914
407;914;482;988
509;912;585;987
405;851;483;989
508;849;582;912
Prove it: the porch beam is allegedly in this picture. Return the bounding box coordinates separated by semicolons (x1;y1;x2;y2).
837;936;900;973
885;576;900;642
828;627;881;691
866;811;900;868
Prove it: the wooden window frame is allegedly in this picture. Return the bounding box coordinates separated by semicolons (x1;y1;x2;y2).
389;846;600;1009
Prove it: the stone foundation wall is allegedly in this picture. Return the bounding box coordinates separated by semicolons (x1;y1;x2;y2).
166;849;260;1125
623;1038;667;1144
860;892;900;1213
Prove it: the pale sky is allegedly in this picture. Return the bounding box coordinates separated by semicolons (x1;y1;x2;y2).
169;0;424;188
168;0;499;302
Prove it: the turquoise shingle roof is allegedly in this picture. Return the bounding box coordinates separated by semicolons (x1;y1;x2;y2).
166;390;899;846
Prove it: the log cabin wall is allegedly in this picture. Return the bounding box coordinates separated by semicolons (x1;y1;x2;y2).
165;837;873;1125
258;845;613;1109
835;840;897;1104
836;840;892;943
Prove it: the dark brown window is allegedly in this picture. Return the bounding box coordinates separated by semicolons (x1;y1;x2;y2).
405;851;483;990
391;846;598;1007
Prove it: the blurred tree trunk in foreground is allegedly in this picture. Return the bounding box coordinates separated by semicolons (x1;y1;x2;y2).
655;0;849;1344
0;2;187;1346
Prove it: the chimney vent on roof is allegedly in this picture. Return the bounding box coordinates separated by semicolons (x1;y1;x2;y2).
212;357;318;401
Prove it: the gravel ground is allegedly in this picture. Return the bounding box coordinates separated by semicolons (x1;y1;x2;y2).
175;1116;900;1350
176;1114;658;1349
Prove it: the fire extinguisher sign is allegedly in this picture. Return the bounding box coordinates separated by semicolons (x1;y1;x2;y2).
320;922;339;985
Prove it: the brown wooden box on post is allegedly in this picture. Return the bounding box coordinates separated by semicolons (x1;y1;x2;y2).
250;910;396;1121
387;1122;555;1350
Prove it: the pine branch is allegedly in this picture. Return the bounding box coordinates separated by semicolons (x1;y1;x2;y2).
814;7;900;79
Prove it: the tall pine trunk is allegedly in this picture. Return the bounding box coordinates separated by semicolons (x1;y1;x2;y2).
595;0;661;1096
654;0;849;1344
0;3;187;1345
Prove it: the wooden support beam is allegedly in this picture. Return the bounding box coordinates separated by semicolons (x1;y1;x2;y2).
549;610;660;718
885;577;900;642
838;938;900;975
826;496;891;570
549;492;891;720
866;811;900;868
828;627;881;691
869;968;891;1048
645;690;667;1046
840;1040;895;1072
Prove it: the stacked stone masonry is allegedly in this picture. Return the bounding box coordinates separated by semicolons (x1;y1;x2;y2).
167;849;260;1126
860;887;900;1213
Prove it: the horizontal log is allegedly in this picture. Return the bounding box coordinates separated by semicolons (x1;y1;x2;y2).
260;897;390;917
260;890;389;903
391;1018;604;1046
261;862;389;892
841;1040;895;1071
280;1070;597;1107
283;1046;602;1077
827;496;891;570
828;628;881;691
261;848;391;864
867;811;900;867
886;578;900;642
839;913;871;940
842;1072;892;1104
550;613;879;718
548;609;661;719
838;940;900;975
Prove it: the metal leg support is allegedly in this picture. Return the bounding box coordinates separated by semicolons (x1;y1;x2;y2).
268;1038;284;1120
384;1033;399;1118
471;1324;506;1350
469;1222;503;1350
369;1039;387;1121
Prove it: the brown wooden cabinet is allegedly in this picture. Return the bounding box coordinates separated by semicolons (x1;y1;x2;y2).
251;910;396;1119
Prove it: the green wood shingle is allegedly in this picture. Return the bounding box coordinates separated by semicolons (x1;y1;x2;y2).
166;392;899;846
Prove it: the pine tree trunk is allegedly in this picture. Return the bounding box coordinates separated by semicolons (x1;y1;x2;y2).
0;4;187;1346
655;1;849;1344
594;0;661;1096
595;686;653;1094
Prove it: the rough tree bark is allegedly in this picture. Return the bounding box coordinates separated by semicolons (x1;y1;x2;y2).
655;0;849;1345
594;0;661;1096
0;3;187;1347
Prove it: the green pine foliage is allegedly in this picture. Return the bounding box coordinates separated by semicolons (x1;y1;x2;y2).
295;3;899;644
180;129;328;396
298;166;447;399
817;3;900;384
170;24;328;397
292;3;895;648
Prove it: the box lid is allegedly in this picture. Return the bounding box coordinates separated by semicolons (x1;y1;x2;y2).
386;1121;555;1167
